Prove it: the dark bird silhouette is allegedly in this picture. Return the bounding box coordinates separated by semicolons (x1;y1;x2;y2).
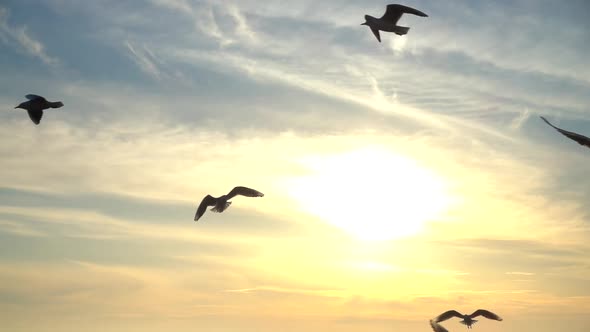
194;186;264;221
361;4;428;42
540;116;590;149
15;94;64;125
432;309;502;329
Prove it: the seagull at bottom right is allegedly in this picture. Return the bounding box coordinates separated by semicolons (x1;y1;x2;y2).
431;309;502;330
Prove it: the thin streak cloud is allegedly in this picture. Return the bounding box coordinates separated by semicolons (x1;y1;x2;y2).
125;41;162;80
0;6;58;66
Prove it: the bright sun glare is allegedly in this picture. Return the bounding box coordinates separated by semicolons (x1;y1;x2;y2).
287;146;453;241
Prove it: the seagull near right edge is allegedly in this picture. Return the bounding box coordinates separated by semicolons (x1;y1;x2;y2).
194;186;264;221
14;94;64;125
540;116;590;149
432;309;503;329
361;4;428;43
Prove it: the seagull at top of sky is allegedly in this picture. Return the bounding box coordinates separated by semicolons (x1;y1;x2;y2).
194;186;264;221
361;4;428;43
540;116;590;149
15;94;64;125
432;309;503;329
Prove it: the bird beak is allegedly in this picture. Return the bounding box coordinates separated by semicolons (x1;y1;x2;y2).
14;106;19;109
361;22;366;25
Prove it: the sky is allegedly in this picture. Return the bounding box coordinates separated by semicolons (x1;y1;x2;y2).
0;0;589;331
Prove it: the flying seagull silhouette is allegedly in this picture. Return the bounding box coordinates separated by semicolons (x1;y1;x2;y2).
432;309;502;329
15;94;63;125
540;116;590;149
194;186;264;221
361;4;428;42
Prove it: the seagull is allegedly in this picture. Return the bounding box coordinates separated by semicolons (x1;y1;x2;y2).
361;4;428;42
194;186;264;221
15;94;64;125
432;309;502;329
540;116;590;149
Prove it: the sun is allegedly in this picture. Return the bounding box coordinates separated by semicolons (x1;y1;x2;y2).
285;146;453;241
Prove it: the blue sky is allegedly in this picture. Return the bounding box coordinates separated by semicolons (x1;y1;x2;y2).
0;1;589;332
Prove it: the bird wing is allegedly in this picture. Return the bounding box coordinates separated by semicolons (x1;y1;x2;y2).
540;116;590;148
25;94;46;101
370;27;381;42
381;4;428;24
429;320;449;332
540;116;559;130
194;195;217;221
469;309;502;321
27;109;43;125
433;310;464;323
227;186;264;199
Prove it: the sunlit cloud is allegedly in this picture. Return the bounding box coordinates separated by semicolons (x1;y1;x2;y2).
506;271;536;276
0;219;47;237
0;1;589;331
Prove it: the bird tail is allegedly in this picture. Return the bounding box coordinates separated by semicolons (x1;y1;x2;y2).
211;201;232;213
460;320;477;327
394;26;410;36
49;101;64;108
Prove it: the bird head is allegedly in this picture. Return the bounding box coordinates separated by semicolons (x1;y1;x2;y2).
14;102;25;109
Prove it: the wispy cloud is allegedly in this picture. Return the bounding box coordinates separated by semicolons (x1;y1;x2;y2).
149;0;193;15
224;286;342;297
1;2;589;331
0;6;58;66
506;271;536;276
225;4;259;44
125;41;162;80
510;107;532;130
0;219;46;237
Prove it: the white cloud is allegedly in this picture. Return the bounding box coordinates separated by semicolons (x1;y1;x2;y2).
225;4;258;44
388;35;408;54
149;0;193;15
510;107;532;130
125;41;162;80
0;219;46;237
1;2;590;331
506;271;536;276
0;6;59;66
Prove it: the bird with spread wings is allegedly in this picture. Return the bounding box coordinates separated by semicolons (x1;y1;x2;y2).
361;4;428;42
194;186;264;221
14;94;64;125
430;309;502;330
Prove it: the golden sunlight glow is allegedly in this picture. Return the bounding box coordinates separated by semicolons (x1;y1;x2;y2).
286;146;453;241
